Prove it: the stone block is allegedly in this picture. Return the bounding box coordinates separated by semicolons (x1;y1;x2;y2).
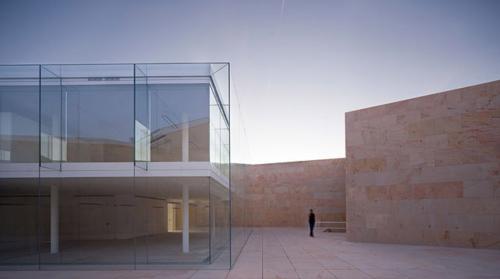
463;179;495;198
412;181;463;199
350;157;386;174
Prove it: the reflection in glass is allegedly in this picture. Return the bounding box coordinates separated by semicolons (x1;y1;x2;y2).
135;65;150;167
40;67;65;169
0;178;39;265
210;178;229;262
0;66;39;163
0;66;39;267
39;177;135;265
65;83;134;162
0;63;246;270
210;87;229;177
148;83;209;162
135;177;210;264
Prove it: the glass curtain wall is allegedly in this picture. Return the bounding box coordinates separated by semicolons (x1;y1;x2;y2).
225;64;253;267
0;65;39;266
0;63;248;270
38;64;136;266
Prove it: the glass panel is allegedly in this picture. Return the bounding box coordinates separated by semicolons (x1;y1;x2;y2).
230;165;251;267
229;71;252;267
39;177;135;266
0;178;39;266
210;64;229;109
210;89;219;171
0;65;39;267
149;81;209;162
209;178;230;267
134;177;209;264
59;65;134;162
221;124;229;178
0;65;39;163
210;86;229;178
134;65;150;169
40;66;65;170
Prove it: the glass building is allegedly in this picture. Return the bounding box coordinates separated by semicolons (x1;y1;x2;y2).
0;63;251;269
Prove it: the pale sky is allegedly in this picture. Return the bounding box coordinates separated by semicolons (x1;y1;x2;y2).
1;0;499;164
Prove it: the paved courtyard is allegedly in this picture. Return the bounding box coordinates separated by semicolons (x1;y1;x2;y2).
1;228;499;279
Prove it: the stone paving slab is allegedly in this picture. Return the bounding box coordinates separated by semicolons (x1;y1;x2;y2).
1;228;499;279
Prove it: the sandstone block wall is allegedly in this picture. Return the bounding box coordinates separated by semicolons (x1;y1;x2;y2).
245;159;345;227
345;80;500;248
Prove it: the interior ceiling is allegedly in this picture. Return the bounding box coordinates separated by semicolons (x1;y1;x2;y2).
0;176;225;200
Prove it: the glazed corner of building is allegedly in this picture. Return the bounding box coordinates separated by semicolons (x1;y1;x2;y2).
0;62;251;269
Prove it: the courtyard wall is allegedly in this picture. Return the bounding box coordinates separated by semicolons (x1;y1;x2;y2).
345;80;500;248
245;159;346;227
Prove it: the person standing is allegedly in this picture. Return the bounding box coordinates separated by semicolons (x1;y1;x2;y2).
308;209;316;237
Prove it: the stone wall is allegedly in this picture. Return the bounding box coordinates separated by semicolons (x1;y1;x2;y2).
245;159;346;227
345;80;500;248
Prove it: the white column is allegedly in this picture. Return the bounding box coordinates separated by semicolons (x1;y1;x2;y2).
210;188;215;248
182;184;189;253
182;113;190;253
0;112;12;161
62;90;68;161
50;185;59;254
182;114;189;162
51;114;59;161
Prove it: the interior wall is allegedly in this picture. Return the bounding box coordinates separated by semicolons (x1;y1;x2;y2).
345;80;500;248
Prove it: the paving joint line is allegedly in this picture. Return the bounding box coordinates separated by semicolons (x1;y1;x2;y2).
306;231;376;279
271;228;301;279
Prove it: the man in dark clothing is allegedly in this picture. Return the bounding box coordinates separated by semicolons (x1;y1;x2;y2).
308;209;316;237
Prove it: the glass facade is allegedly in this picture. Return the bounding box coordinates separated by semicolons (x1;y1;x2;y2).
228;64;252;266
0;63;250;269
